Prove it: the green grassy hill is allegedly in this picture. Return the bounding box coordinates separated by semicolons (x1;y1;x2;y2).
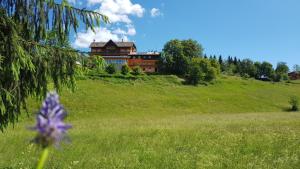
1;76;300;168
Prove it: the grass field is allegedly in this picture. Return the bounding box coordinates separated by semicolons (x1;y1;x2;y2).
1;76;300;168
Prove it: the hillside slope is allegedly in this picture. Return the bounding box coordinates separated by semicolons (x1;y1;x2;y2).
59;75;300;119
1;75;300;169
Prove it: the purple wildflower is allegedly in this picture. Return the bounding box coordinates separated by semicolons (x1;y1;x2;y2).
33;92;71;147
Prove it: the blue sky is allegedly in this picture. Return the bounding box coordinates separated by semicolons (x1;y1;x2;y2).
70;0;300;68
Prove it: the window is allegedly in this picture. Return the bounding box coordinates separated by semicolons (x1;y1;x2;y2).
107;46;116;50
106;59;127;65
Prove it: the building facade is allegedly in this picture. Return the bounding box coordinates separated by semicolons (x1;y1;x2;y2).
90;40;160;73
288;71;300;80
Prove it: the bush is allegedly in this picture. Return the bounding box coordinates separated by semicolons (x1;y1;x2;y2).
121;64;131;75
273;73;289;82
131;66;143;75
88;56;107;73
185;58;219;85
185;62;203;85
289;96;299;111
105;64;116;74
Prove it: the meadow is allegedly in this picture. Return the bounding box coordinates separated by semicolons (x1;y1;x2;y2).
0;75;300;169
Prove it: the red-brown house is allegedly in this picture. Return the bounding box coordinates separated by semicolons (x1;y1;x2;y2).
288;71;300;80
90;40;160;73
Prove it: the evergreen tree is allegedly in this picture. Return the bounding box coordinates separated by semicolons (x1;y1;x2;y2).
233;57;238;65
213;55;217;61
0;0;108;131
218;55;223;64
227;56;233;64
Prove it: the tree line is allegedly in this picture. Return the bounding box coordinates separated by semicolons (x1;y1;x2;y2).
158;39;294;85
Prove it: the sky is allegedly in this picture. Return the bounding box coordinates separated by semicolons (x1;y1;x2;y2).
69;0;300;68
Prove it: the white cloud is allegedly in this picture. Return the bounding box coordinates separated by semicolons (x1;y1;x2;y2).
73;0;145;49
150;8;162;18
112;26;136;36
90;0;145;23
73;27;129;48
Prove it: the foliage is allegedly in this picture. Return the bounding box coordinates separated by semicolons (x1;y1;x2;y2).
239;59;257;78
185;58;219;85
121;64;131;75
181;39;204;58
161;39;203;76
89;55;107;73
276;62;289;75
215;55;292;83
257;61;274;79
162;40;189;75
106;64;117;74
289;96;299;111
273;62;289;82
0;0;108;130
185;61;204;85
131;66;143;76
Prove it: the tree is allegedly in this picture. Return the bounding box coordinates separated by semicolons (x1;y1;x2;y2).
276;62;289;75
185;58;219;85
162;39;189;75
273;62;289;81
218;55;226;72
260;61;274;79
89;56;107;73
233;57;238;65
210;59;221;75
0;0;108;130
185;60;204;85
239;59;257;77
106;64;117;74
254;62;262;78
181;39;203;58
227;56;233;64
121;64;131;75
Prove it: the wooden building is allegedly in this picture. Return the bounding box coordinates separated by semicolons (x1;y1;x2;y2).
288;71;300;80
90;40;160;73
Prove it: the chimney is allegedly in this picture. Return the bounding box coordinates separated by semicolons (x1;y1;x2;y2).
93;39;95;42
122;39;124;42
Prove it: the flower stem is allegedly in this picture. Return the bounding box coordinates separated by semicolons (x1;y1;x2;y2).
37;148;49;169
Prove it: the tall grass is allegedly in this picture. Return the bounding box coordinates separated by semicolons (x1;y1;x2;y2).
0;76;300;168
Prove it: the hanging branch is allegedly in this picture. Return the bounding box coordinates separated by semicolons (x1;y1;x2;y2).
0;0;108;131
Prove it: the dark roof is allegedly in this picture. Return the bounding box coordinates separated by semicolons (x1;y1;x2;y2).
90;40;136;48
289;71;300;75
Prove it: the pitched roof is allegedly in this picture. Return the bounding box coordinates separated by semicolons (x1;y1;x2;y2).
90;40;136;48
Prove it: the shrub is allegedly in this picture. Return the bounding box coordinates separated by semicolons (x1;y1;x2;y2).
205;67;217;82
105;64;116;74
185;58;219;85
88;56;107;73
272;73;282;82
121;64;131;75
131;66;143;75
185;62;203;85
289;96;299;111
